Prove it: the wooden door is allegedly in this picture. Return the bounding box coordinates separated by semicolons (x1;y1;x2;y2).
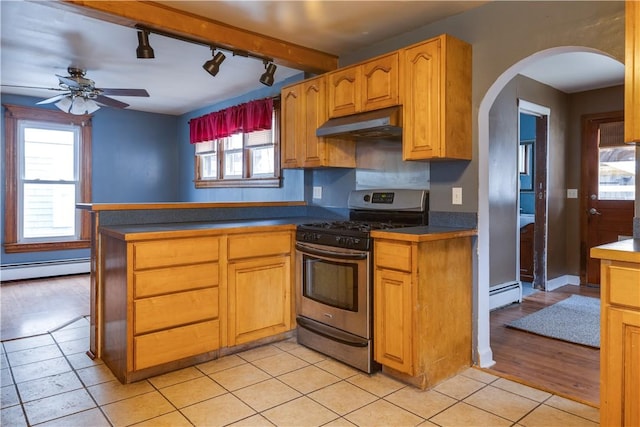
374;268;413;374
328;65;360;118
581;112;634;285
280;84;302;168
361;53;399;112
402;38;441;160
302;77;326;167
227;255;291;346
533;114;548;289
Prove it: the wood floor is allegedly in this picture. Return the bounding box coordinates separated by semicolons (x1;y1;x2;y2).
1;275;600;406
0;274;90;341
488;284;600;407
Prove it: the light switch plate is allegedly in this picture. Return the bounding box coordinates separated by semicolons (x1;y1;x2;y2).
452;187;462;205
567;188;578;199
313;186;322;199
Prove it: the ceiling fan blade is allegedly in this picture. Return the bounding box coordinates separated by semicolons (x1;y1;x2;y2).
36;93;71;104
95;94;129;109
1;84;66;92
56;74;83;89
99;88;149;97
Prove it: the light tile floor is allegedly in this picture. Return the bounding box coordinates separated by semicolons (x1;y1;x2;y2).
1;317;600;426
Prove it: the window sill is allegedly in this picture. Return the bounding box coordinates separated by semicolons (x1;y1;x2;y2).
4;240;91;253
195;177;282;188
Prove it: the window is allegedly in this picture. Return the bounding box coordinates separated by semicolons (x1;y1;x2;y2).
598;120;636;201
4;104;92;253
194;100;280;188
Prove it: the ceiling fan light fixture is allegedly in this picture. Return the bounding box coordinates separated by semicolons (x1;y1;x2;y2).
203;49;226;77
260;61;277;86
136;30;155;59
56;95;100;115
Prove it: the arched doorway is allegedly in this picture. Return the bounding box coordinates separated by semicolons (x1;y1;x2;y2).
476;47;624;368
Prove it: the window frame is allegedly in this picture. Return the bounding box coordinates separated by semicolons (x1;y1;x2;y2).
3;104;92;253
194;99;281;188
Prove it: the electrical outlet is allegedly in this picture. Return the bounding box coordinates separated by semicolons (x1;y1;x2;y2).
313;186;322;199
452;187;463;205
567;188;578;199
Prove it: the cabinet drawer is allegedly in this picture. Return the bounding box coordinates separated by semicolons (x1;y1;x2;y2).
134;319;219;370
375;241;412;272
134;287;219;334
607;264;640;309
134;262;218;298
133;237;219;270
228;232;291;260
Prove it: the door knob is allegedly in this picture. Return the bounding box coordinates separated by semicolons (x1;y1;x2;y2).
589;208;602;215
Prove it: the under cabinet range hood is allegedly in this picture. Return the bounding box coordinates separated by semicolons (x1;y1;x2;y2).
316;106;402;140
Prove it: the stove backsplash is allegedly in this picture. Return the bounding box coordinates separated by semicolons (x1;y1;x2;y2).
355;140;429;190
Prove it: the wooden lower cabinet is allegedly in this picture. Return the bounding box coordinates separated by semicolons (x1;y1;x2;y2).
593;244;640;427
227;231;293;346
374;235;472;389
100;227;295;384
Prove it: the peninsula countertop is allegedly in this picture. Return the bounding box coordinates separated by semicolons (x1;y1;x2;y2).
590;238;640;264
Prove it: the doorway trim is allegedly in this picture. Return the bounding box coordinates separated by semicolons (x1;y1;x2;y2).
518;100;550;291
476;46;619;368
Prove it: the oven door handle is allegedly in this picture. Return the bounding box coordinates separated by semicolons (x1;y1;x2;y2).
295;243;368;260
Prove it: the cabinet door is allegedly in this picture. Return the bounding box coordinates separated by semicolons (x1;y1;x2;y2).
328;66;360;118
228;255;291;346
362;53;399;112
402;38;442;160
374;267;413;374
601;307;640;427
302;77;327;167
281;84;302;168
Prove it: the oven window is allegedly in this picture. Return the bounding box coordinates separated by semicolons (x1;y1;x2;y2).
302;255;358;311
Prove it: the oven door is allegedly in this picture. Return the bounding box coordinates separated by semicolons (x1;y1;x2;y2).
295;241;370;339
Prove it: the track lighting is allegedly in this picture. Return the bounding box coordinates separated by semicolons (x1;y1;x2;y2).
260;61;277;86
203;49;226;77
136;30;154;59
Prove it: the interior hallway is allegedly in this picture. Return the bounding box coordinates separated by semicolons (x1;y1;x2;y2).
0;275;599;426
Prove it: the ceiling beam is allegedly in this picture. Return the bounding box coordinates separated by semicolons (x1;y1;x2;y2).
54;0;338;75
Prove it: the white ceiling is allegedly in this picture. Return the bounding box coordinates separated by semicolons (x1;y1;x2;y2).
0;1;624;116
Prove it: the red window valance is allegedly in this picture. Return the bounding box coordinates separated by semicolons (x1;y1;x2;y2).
189;97;273;144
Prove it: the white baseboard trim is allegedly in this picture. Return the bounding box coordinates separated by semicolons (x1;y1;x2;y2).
0;258;90;282
546;275;580;291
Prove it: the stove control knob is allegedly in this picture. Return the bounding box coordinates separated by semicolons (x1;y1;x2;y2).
303;232;320;242
363;195;371;202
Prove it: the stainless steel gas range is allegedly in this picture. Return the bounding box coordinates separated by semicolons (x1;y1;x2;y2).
295;189;429;373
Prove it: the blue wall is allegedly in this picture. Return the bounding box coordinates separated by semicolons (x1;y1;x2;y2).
1;94;179;265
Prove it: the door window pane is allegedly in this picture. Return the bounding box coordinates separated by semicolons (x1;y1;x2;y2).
598;146;636;200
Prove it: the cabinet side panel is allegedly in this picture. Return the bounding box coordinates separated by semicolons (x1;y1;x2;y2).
442;35;472;160
101;234;129;383
416;237;472;385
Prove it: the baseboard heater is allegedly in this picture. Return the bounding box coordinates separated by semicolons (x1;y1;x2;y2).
0;258;90;282
489;281;522;311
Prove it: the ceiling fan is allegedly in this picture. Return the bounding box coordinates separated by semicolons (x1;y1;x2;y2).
3;67;149;114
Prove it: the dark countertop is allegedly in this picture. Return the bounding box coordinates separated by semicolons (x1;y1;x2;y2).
371;226;477;242
100;218;477;242
100;217;320;240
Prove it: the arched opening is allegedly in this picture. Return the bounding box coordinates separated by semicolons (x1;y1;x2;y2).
476;47;624;370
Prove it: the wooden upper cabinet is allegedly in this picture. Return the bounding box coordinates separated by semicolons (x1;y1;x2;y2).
625;0;640;143
402;34;472;160
281;84;302;168
281;76;355;169
328;52;399;118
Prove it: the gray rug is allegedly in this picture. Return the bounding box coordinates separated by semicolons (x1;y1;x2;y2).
507;295;600;348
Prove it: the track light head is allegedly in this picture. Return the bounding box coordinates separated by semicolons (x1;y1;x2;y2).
203;50;226;77
260;61;277;86
136;30;154;59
